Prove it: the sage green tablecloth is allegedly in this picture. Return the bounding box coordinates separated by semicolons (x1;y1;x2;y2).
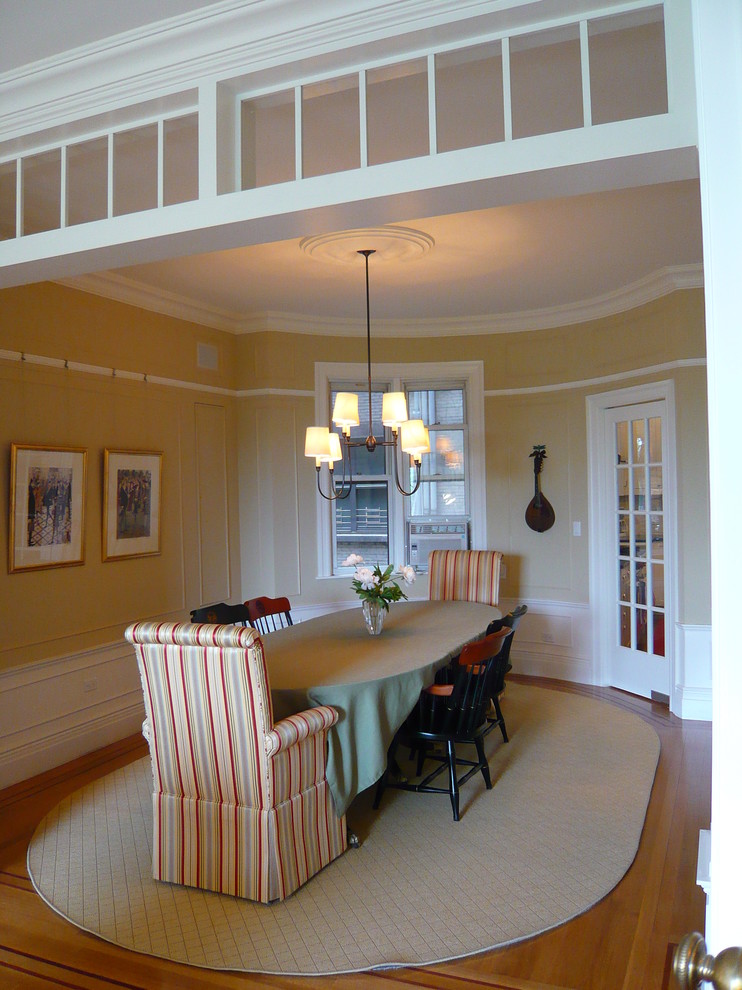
261;599;499;816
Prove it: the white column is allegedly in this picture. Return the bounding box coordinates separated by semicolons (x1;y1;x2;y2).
198;80;235;198
691;0;742;954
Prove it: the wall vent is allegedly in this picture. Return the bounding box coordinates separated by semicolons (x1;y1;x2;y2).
197;342;219;370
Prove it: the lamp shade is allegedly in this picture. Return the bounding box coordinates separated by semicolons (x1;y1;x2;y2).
382;392;409;428
328;431;342;464
400;419;430;458
305;426;332;461
332;392;360;428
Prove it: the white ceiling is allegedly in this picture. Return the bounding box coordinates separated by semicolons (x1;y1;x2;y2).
2;1;704;330
106;181;703;325
0;0;227;74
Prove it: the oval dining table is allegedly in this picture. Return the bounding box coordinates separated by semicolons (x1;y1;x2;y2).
260;598;500;816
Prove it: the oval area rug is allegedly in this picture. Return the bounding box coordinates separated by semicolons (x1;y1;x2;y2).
27;683;659;976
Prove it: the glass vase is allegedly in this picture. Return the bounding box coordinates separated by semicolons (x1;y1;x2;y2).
362;599;385;635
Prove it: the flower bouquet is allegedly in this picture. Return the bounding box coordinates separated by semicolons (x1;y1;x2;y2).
342;554;416;634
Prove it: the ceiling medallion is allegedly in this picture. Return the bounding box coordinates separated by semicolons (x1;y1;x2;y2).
299;226;434;264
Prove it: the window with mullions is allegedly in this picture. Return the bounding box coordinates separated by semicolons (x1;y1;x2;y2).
330;385;391;570
406;386;468;518
319;365;482;579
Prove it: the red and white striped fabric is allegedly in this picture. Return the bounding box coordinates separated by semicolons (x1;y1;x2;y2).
427;549;503;607
125;620;347;903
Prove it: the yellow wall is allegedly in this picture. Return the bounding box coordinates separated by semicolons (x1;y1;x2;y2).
0;283;242;672
235;290;709;617
0;281;709;674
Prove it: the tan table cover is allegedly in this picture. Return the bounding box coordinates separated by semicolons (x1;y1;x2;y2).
262;599;499;815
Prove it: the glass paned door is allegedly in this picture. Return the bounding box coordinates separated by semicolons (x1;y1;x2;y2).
606;401;670;700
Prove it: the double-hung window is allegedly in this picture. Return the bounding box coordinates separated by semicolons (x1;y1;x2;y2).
330;383;391;571
314;361;485;578
406;384;468;518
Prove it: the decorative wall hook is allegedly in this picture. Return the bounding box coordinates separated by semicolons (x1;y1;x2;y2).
525;444;556;532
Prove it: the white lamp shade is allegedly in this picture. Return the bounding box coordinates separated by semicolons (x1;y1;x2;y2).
305;426;332;460
382;392;409;428
332;392;360;428
328;431;342;463
400;419;430;457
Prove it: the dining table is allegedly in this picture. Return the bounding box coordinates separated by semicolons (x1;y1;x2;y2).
261;598;500;816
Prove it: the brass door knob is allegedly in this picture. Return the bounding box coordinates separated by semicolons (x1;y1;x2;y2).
673;932;742;989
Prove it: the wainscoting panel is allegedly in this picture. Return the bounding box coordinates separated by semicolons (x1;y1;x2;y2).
0;641;144;790
499;598;594;684
194;402;231;606
254;404;301;599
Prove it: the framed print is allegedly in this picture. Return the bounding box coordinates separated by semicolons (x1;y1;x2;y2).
103;449;162;561
9;443;87;572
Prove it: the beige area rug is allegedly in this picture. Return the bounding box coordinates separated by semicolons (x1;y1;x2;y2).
27;683;659;976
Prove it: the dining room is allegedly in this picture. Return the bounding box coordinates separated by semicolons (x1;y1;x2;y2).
2;0;738;984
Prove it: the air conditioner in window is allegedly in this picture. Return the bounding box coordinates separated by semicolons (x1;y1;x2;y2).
406;521;469;571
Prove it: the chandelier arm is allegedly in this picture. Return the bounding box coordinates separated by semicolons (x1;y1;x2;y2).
315;461;353;501
392;444;422;497
333;437;353;498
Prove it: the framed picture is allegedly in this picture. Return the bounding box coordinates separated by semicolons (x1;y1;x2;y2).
103;449;162;561
9;443;87;572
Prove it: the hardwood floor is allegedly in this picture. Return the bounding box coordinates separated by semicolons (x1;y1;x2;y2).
0;678;710;990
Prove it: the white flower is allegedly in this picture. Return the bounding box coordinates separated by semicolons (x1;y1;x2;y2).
342;553;364;567
398;564;416;586
356;567;379;590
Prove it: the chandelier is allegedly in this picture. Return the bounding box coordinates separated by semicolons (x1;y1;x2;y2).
304;249;430;501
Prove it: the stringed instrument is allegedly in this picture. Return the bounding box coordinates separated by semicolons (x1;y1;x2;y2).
525;444;556;532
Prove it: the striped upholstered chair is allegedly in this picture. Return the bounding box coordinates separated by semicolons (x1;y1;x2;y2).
125;621;347;902
428;548;503;607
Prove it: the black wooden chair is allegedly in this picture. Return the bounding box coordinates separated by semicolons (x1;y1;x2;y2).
483;604;527;742
245;596;293;635
190;602;250;625
373;626;513;821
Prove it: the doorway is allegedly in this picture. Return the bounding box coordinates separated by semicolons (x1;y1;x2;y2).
588;382;677;705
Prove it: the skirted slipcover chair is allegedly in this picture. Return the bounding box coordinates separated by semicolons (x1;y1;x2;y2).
428;548;503;607
125;621;347;903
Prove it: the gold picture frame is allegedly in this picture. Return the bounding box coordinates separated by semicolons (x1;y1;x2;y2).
102;449;162;561
9;443;87;572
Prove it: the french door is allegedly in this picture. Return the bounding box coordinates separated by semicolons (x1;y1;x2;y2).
590;386;676;703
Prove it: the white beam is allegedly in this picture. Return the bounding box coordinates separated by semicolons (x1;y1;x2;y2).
691;0;742;955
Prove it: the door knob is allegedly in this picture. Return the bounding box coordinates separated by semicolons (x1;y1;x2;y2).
673;932;742;989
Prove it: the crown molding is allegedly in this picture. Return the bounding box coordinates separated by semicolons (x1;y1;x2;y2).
1;0;646;143
58;272;247;333
57;263;705;337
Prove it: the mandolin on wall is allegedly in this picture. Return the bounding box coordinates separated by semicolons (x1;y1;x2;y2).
525;444;556;533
